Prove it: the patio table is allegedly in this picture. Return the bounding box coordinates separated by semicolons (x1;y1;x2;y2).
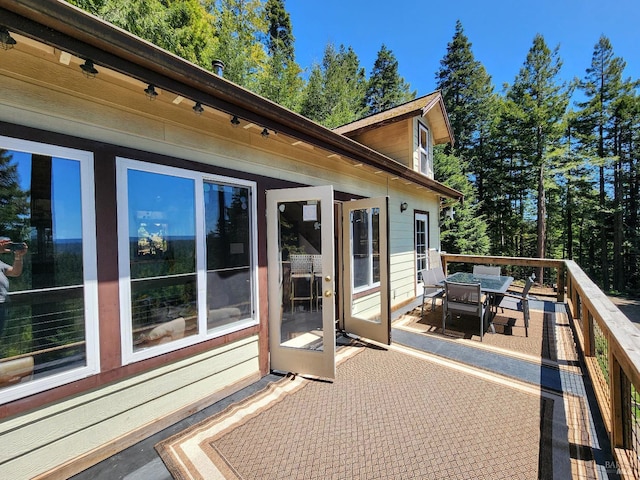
444;271;514;295
444;272;514;329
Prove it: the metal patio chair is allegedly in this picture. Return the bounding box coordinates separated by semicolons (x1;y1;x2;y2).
289;254;314;312
420;266;446;316
473;265;501;276
442;281;490;341
497;274;535;337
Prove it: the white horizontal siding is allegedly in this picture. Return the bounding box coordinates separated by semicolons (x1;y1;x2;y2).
0;336;259;480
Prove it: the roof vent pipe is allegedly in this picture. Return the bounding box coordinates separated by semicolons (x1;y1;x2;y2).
212;60;225;76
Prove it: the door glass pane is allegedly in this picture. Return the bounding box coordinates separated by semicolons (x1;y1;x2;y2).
127;170;197;351
277;200;323;351
350;208;381;324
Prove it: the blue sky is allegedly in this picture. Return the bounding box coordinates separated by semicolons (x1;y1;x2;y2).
287;0;640;100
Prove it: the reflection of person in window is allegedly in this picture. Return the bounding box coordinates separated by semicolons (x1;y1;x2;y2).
0;238;28;337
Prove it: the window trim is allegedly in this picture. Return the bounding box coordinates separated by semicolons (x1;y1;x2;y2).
415;211;429;290
116;158;259;365
0;135;99;405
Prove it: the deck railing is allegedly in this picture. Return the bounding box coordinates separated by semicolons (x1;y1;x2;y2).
441;254;640;478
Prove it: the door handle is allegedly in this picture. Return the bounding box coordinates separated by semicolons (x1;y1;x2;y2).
324;290;333;297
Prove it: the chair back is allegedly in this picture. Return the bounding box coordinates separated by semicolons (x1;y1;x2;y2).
522;275;535;297
473;265;501;276
428;248;441;270
312;254;322;275
421;266;446;286
290;254;313;275
445;281;481;304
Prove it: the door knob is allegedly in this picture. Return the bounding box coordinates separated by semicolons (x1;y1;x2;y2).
324;290;332;297
325;275;331;282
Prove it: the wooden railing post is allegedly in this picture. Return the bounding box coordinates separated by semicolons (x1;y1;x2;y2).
556;264;565;302
610;351;624;449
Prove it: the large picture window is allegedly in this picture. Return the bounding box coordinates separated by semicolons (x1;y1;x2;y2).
117;159;257;364
0;136;98;405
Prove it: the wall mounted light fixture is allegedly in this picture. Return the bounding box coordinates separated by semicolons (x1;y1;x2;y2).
230;115;240;127
261;128;270;138
192;101;204;115
79;59;98;78
400;202;408;213
0;27;17;50
144;84;158;100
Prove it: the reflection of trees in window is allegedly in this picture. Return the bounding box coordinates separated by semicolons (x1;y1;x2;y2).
205;184;250;270
1;150;87;374
0;149;29;244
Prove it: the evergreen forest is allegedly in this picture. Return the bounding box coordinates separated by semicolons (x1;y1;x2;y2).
67;0;640;295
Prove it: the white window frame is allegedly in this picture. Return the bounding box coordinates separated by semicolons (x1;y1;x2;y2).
0;136;99;405
415;212;429;291
418;122;433;177
116;158;259;365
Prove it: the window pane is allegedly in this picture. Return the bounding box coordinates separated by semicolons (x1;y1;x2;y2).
204;182;252;331
372;208;380;284
126;170;197;351
0;149;88;389
352;209;370;289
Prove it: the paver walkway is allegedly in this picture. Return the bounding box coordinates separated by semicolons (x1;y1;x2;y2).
72;300;617;480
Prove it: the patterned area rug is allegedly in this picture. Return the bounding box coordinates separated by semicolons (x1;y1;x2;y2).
396;302;560;360
156;343;558;480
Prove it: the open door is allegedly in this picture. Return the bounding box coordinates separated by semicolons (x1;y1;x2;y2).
342;197;390;345
266;186;336;379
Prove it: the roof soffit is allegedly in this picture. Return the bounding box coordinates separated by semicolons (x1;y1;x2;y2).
0;0;462;200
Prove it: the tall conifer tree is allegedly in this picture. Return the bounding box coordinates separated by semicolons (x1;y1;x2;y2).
505;34;569;281
575;36;627;290
364;44;415;115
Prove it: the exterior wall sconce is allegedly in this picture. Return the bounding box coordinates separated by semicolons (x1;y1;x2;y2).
261;128;270;138
144;84;158;100
79;59;98;78
192;101;204;115
0;27;17;50
400;202;408;212
230;115;240;127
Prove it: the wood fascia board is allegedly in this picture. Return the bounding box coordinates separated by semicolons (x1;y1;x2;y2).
334;111;419;138
0;0;462;201
422;95;455;146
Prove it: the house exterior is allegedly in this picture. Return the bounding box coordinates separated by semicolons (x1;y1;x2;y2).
0;2;460;478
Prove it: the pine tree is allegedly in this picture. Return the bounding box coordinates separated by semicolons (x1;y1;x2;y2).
575;36;628;290
435;20;495;203
299;43;367;128
504;34;569;282
259;0;303;109
434;147;489;255
364;44;415;115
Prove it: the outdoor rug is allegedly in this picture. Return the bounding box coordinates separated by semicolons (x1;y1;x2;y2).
156;341;561;479
396;301;562;361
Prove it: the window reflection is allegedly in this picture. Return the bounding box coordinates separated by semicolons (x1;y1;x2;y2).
204;182;252;332
126;170;197;350
352;207;380;290
0;146;89;392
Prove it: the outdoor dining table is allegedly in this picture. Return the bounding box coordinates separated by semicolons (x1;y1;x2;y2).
443;271;514;325
444;271;514;296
